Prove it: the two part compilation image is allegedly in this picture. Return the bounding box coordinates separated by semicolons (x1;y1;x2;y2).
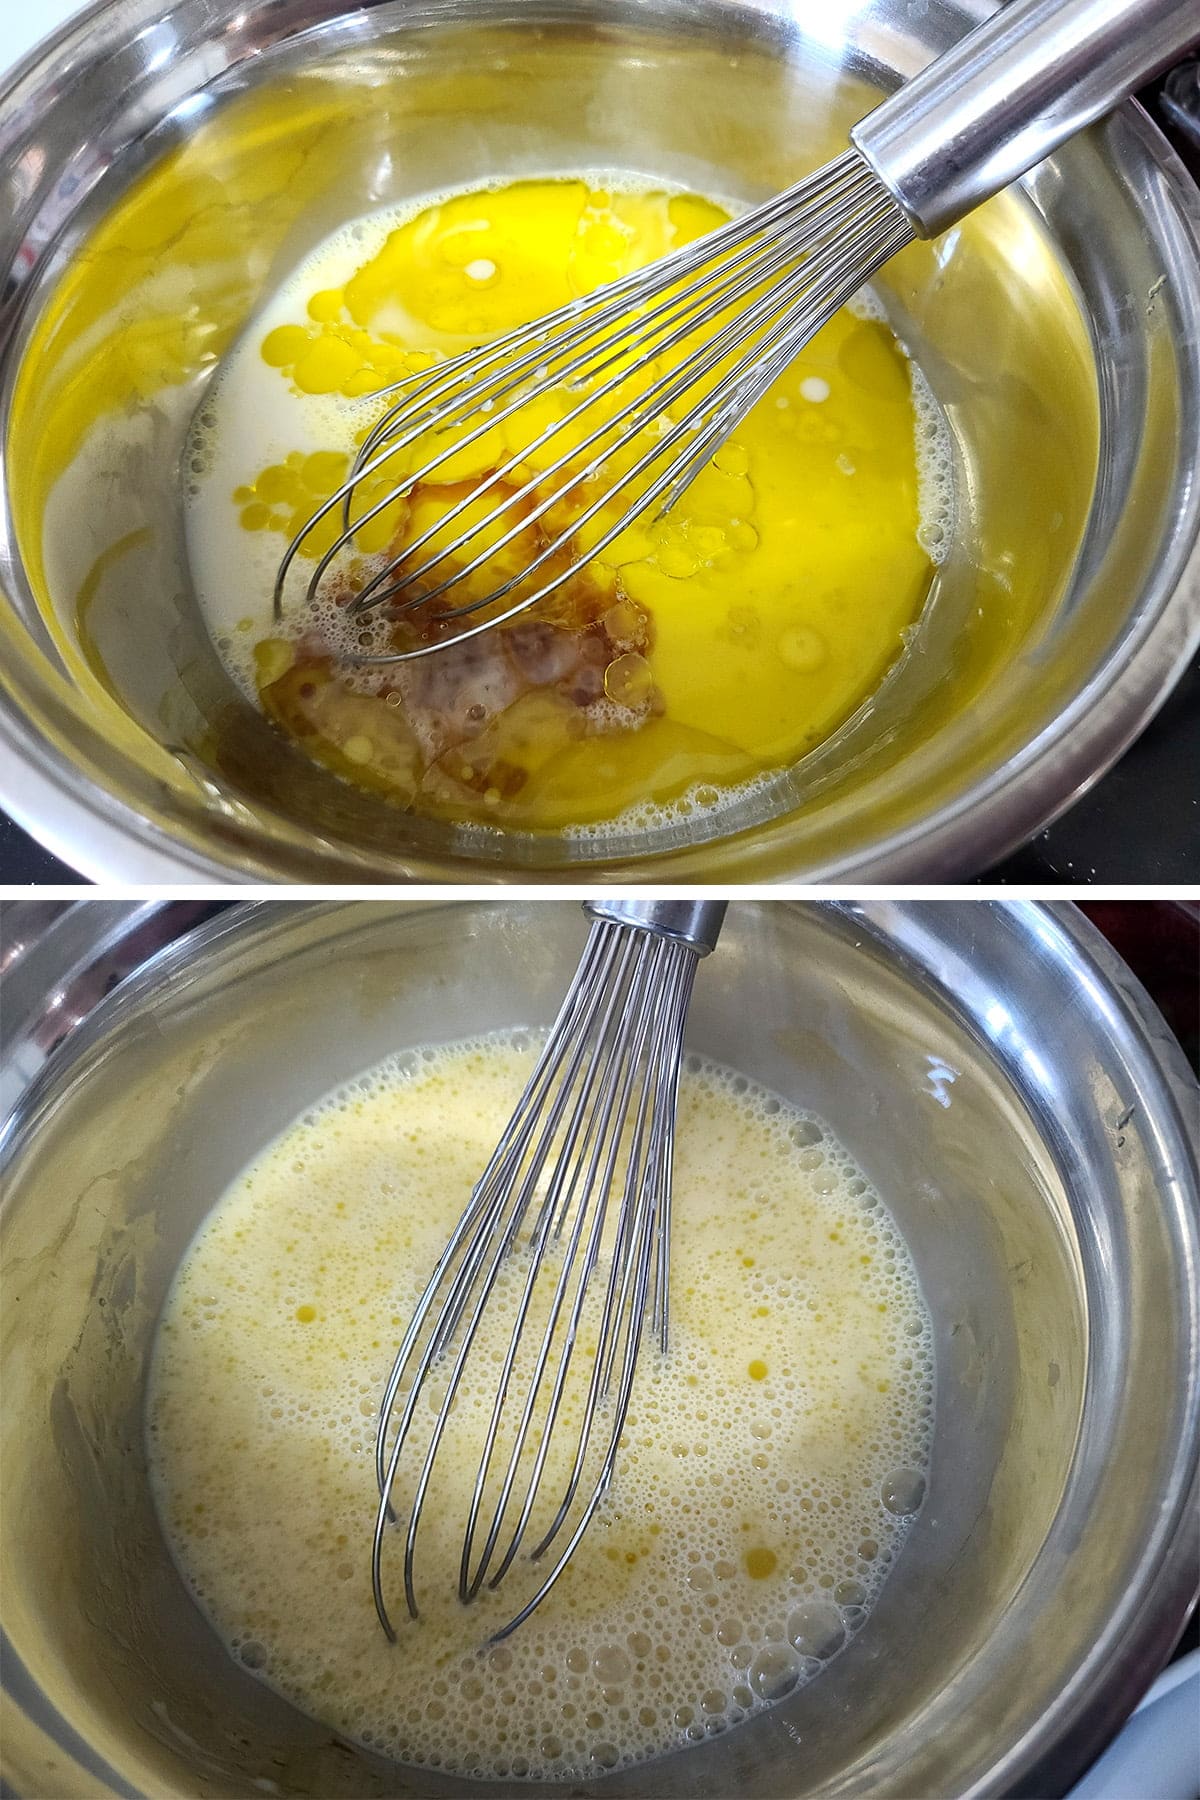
1;2;1198;1799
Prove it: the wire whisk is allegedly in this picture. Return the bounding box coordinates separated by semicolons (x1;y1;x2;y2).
277;0;1195;666
371;899;725;1642
277;154;907;661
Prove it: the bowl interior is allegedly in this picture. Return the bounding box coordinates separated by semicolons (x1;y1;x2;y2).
0;900;1113;1798
2;0;1196;879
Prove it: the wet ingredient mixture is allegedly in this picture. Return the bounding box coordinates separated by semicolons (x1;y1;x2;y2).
147;1035;934;1781
187;177;952;836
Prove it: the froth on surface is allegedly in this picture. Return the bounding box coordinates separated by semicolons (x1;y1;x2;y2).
560;767;782;841
147;1033;934;1782
909;364;955;565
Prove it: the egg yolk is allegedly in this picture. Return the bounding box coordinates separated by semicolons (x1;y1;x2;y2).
239;179;933;833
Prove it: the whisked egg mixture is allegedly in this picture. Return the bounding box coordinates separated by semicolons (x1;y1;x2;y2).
187;176;952;836
147;1034;934;1781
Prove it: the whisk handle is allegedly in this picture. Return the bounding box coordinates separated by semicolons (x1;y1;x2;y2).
851;0;1199;238
583;900;726;956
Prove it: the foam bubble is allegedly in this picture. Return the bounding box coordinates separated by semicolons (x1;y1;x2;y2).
846;285;887;323
560;767;781;843
845;285;955;566
908;361;956;566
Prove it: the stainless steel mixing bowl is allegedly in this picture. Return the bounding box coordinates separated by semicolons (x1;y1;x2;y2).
2;900;1198;1798
1;0;1198;882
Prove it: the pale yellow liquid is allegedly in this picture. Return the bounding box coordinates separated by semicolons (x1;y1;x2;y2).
147;1037;933;1781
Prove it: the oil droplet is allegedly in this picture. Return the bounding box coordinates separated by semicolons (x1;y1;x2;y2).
261;324;309;368
748;1359;767;1381
603;598;644;642
655;541;699;579
302;450;350;494
307;288;344;323
713;442;749;477
295;1305;317;1323
691;524;726;559
744;1546;777;1580
603;652;653;705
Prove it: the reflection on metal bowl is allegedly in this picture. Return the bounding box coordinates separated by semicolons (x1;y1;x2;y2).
1;1;1198;881
1;900;1198;1795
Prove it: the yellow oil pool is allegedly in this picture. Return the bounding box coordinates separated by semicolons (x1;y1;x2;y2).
187;176;951;835
147;1035;934;1781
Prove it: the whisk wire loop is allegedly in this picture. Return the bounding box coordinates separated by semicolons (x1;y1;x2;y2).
371;914;706;1642
526;947;696;1561
487;937;697;1640
375;933;627;1625
343;161;872;537
370;922;616;1592
342;210;854;620
457;934;671;1603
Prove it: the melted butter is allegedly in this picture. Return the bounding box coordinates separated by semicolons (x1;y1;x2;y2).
147;1037;934;1781
189;178;936;833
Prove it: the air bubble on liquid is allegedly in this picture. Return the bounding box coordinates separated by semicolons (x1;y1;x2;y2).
561;763;781;844
908;361;956;566
881;1468;926;1515
748;1645;802;1701
846;284;886;323
787;1601;845;1661
789;1121;823;1148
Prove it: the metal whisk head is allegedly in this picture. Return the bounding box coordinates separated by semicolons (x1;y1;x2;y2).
371;899;725;1642
276;0;1197;665
277;151;910;663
